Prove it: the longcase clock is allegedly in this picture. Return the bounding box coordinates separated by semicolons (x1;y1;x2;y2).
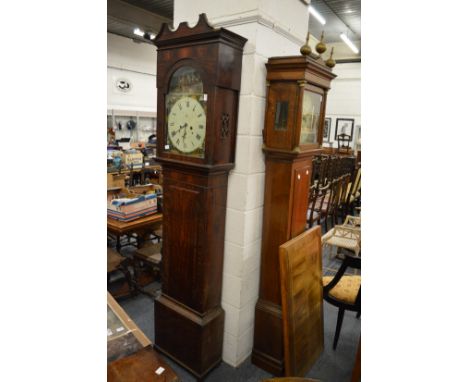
153;14;246;379
251;55;336;375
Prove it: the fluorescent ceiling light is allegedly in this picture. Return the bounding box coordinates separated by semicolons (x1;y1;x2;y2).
133;28;145;37
340;33;359;54
308;5;326;25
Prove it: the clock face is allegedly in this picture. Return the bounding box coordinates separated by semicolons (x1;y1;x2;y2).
164;66;207;158
168;96;206;153
300;90;322;145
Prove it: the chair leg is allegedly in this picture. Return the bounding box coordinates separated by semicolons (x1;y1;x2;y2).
333;307;345;350
120;264;136;296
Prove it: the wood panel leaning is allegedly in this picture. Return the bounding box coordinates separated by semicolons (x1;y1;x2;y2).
279;226;324;377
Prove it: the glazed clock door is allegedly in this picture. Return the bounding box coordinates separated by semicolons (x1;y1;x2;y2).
164;66;207;158
299;89;323;146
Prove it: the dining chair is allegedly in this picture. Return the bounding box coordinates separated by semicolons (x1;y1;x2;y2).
316;155;331;188
307;183;330;228
345;167;361;216
133;242;162;297
107;248;134;296
322;252;361;349
322;222;361;259
336;133;352;153
322;178;339;231
335;174;352;225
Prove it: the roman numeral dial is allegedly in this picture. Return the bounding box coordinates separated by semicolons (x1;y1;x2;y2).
167;96;206;154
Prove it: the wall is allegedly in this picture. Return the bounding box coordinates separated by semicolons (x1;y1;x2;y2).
107;33;157;112
325;62;361;149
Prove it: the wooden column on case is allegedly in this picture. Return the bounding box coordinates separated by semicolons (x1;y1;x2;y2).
252;55;336;375
153;14;246;380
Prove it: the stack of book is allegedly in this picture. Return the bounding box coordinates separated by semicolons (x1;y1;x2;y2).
108;193;158;221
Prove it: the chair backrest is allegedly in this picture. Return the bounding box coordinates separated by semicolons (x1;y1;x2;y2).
339;174;352;205
344;167;361;206
307;183;329;227
351;167;361;195
326;178;340;216
307;184;318;224
337;133;352;152
317;155;330;187
342;215;361;229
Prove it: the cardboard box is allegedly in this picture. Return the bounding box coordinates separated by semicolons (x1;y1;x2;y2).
108;193;158;221
107;173;126;189
122;151;143;168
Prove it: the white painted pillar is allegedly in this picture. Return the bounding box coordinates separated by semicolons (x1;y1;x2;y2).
173;0;310;367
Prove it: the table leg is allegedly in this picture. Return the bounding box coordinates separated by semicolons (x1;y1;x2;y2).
116;235;121;252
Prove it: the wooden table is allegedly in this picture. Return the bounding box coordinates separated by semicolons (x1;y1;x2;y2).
107;164;161;176
107;213;163;252
107;293;179;382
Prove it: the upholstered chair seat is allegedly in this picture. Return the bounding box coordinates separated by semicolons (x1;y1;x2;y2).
323;275;361;304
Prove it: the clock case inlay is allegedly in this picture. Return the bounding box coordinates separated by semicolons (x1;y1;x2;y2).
153;14;247;379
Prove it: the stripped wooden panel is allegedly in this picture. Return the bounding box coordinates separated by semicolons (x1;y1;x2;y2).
279;226;324;377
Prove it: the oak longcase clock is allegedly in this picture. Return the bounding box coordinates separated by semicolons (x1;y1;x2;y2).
153;14;246;380
252;55;336;376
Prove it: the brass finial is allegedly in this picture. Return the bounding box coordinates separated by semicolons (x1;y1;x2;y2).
325;47;336;68
300;33;312;56
315;31;327;55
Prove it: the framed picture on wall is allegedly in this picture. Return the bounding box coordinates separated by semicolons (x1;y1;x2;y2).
335;118;354;140
323;117;331;142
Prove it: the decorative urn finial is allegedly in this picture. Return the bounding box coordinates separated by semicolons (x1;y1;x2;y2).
325;47;336;68
315;31;327;55
300;33;312;56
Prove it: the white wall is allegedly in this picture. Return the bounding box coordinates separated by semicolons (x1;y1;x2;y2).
326;62;361;148
107;33;157;112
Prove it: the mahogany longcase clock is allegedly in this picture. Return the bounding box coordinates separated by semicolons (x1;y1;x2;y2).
251;55;336;375
153;14;246;379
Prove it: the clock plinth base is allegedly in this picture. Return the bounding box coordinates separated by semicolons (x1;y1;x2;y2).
252;299;284;375
154;294;225;379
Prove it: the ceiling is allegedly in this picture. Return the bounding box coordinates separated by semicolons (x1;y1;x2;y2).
107;0;172;43
307;0;361;45
107;0;361;49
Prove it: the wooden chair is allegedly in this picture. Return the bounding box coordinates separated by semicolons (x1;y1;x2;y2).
107;248;134;295
335;174;352;225
345;167;361;216
322;253;361;349
307;183;329;228
336;133;352;153
322;223;361;259
133;242;162;297
314;155;331;188
325;175;347;229
322;178;339;231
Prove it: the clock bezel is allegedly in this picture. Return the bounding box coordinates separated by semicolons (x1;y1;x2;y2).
158;59;213;164
166;95;207;155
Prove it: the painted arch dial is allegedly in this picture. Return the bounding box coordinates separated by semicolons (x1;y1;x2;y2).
167;96;206;154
